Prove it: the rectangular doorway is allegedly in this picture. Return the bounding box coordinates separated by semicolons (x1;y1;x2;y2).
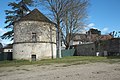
31;55;36;61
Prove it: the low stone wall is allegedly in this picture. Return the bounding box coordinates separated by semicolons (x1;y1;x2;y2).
74;43;96;56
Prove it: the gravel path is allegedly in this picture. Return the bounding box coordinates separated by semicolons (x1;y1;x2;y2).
0;62;120;80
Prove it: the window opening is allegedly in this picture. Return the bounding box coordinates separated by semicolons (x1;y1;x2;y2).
32;33;37;42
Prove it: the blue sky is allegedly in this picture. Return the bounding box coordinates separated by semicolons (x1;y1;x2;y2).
88;0;120;34
0;0;120;45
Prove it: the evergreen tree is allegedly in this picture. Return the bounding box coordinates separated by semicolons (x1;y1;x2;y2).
1;0;34;40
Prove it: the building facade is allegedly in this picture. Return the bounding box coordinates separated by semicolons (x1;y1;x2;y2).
71;28;112;45
3;44;13;52
13;9;56;60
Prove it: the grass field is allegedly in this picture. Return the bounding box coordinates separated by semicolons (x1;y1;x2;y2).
0;56;120;67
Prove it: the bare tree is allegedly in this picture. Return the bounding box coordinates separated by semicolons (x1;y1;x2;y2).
39;0;72;58
62;0;89;49
38;0;89;57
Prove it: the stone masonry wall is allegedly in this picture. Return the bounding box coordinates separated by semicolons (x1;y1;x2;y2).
14;21;56;43
108;38;120;53
13;21;56;60
75;43;96;56
13;43;56;60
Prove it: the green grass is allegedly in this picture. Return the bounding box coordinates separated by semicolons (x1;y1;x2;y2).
0;56;120;67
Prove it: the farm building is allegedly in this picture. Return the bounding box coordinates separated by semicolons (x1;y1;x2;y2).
3;44;13;52
0;44;13;61
71;29;113;45
70;29;114;56
13;9;57;61
73;38;120;56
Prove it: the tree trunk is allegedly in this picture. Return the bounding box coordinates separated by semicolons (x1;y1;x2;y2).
57;20;62;58
65;43;70;49
58;29;62;58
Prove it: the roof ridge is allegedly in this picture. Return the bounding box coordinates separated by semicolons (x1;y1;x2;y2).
19;8;53;23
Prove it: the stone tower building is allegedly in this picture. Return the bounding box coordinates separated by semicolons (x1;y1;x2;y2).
13;9;56;60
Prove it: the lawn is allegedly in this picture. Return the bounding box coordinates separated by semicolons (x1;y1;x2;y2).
0;56;120;67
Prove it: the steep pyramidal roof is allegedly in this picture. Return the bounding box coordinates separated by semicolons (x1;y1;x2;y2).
19;9;53;23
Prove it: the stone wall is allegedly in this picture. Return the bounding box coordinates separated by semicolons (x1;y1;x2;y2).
13;21;56;60
72;38;120;56
13;43;56;60
97;38;120;56
14;21;56;43
108;38;120;53
74;43;96;56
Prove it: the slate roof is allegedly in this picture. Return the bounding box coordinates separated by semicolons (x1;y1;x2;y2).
19;9;53;23
73;34;88;41
73;34;113;42
99;35;113;41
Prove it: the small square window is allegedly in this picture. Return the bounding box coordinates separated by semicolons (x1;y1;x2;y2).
92;48;94;50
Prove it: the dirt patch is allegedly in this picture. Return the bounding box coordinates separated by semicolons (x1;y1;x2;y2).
0;62;120;80
114;68;120;71
92;71;107;74
0;74;8;77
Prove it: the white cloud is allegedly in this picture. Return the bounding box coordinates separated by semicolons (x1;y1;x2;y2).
0;28;7;36
86;23;99;30
87;23;95;28
87;23;109;34
80;29;87;34
102;27;109;33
